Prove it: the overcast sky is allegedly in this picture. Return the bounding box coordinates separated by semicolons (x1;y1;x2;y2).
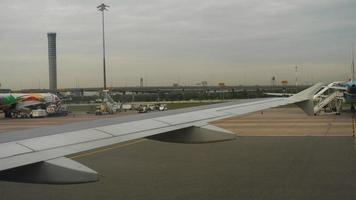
0;0;355;89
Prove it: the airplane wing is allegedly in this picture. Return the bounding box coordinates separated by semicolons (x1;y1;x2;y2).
330;86;347;91
0;83;323;184
265;92;294;97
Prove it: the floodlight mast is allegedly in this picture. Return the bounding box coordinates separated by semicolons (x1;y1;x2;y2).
295;65;298;87
352;44;355;82
97;3;109;90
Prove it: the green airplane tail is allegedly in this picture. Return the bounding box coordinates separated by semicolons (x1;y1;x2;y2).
0;95;17;106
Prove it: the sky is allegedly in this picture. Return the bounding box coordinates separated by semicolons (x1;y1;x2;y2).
0;0;355;89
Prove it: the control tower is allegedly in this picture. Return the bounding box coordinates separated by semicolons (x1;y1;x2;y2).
47;32;57;91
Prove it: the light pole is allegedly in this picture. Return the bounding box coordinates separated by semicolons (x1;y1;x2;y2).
295;66;298;87
97;3;109;90
352;44;355;81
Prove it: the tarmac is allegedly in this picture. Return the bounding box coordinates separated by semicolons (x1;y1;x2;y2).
0;111;137;133
0;107;356;200
213;107;353;136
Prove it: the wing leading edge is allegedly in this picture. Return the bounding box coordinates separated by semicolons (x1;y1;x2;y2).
0;83;323;184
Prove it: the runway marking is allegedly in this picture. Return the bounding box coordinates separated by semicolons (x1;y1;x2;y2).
70;139;147;159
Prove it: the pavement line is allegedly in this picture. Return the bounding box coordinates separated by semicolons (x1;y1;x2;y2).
70;139;147;159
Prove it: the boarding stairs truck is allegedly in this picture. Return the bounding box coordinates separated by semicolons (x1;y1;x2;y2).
95;90;120;115
312;82;344;115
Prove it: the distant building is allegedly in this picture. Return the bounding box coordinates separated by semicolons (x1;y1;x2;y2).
218;82;225;87
271;76;276;87
281;80;288;86
0;89;11;93
140;78;144;87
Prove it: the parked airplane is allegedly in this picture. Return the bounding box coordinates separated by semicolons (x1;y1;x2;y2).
266;47;356;113
0;83;323;184
0;93;64;118
343;50;356;110
266;82;345;115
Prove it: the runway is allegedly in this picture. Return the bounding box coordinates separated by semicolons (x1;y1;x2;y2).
0;107;355;199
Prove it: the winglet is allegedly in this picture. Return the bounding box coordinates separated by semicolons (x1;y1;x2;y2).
289;83;323;115
289;82;323;102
